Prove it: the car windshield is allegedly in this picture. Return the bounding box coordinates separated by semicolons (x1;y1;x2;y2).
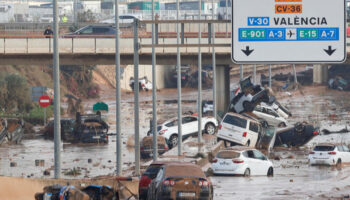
217;151;240;159
313;145;335;151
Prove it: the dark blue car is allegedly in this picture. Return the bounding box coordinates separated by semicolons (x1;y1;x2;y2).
63;25;116;38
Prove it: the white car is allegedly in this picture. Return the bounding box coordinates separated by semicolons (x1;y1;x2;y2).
212;148;274;176
262;101;292;119
151;115;218;148
308;144;350;166
217;112;261;147
253;104;287;127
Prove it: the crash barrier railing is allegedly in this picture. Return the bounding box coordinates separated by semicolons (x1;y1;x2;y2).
0;20;232;54
230;65;292;76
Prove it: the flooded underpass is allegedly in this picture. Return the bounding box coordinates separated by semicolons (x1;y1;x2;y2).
211;87;350;199
1;81;350;198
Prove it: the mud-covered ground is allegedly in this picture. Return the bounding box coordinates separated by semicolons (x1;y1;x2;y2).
1;67;350;199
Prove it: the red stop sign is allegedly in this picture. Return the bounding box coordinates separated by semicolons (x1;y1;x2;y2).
38;95;51;107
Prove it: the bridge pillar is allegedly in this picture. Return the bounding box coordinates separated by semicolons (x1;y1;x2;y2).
313;65;328;84
216;65;230;115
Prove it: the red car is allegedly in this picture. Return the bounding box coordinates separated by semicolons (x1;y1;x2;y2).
139;161;181;200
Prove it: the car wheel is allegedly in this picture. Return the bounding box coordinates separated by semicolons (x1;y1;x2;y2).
267;167;274;176
243;168;250;177
169;135;178;149
205;123;216;135
278;122;286;128
336;159;342;169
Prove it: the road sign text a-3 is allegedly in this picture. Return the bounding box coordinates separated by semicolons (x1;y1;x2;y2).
231;0;346;63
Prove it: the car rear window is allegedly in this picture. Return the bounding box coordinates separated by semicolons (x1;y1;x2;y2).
144;165;162;179
313;146;335;151
164;165;205;178
223;114;247;129
217;151;240;159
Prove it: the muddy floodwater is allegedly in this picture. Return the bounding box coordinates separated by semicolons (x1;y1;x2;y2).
1;81;350;198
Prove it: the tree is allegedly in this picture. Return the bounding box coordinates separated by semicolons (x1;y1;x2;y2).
0;73;32;113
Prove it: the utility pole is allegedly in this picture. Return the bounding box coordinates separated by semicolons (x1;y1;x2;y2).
197;0;203;147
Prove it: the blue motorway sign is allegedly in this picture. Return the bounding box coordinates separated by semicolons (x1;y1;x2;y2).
232;0;346;63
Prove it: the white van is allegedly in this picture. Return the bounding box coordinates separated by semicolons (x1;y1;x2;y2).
217;112;261;147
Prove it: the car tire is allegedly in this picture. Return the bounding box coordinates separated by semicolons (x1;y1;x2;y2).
244;168;250;177
336;159;342;168
267;167;274;176
169;135;178;149
205;123;216;135
278;122;287;128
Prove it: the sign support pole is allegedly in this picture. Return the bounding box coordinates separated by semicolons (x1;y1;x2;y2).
176;0;183;156
269;65;272;88
133;19;140;176
115;0;122;176
212;0;217;120
152;0;158;161
197;0;203;149
53;0;61;179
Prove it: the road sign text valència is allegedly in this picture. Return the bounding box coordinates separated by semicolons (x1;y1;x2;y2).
232;0;346;63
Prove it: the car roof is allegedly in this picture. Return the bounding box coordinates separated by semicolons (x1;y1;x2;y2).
315;143;345;147
162;115;197;125
163;163;205;178
224;112;259;123
149;160;187;166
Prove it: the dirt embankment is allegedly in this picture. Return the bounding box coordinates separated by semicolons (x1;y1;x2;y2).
0;177;44;200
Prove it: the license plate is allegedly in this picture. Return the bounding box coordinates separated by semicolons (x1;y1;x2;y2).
316;160;325;164
179;192;195;197
93;136;101;139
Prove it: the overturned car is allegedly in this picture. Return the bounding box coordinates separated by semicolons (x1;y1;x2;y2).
228;76;275;114
0;118;24;145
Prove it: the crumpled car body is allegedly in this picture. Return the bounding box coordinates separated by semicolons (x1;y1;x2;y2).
129;76;152;91
74;113;109;144
0;118;24;145
274;122;319;147
229;76;273;114
140;136;169;158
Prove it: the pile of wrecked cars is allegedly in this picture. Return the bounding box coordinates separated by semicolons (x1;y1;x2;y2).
0;118;24;146
42;112;109;144
218;76;319;150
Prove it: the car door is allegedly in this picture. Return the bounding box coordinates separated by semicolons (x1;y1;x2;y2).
341;145;350;163
243;150;258;175
248;122;259;147
253;150;270;175
182;116;198;136
79;26;93;37
153;168;165;199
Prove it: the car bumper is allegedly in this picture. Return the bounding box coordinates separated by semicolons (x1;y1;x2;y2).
212;166;246;175
309;157;336;165
217;134;244;145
